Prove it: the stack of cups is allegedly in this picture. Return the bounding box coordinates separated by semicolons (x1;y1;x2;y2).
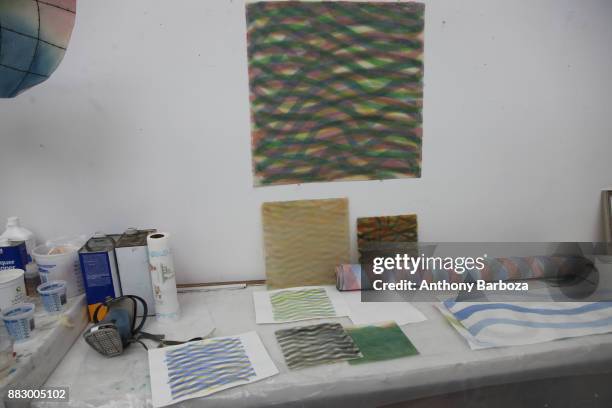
37;281;67;313
32;240;84;298
1;303;35;342
0;324;14;379
0;268;31;343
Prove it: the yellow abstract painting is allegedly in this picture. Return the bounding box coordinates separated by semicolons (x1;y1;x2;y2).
262;198;350;288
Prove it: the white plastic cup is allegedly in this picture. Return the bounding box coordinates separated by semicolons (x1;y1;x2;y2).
2;303;35;342
0;324;14;379
32;244;83;298
37;281;67;313
0;269;26;312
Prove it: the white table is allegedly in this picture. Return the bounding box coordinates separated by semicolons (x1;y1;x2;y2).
41;286;612;407
1;295;88;408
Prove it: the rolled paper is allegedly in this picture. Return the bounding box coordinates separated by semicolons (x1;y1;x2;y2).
468;256;594;282
147;233;180;321
353;255;593;289
336;264;374;291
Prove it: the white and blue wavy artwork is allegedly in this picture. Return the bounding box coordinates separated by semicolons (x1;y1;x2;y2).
438;301;612;350
164;338;255;400
148;332;279;407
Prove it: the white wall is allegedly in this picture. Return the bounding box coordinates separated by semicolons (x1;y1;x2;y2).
1;0;611;284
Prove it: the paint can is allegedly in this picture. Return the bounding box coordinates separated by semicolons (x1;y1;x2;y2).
79;233;121;320
0;239;28;272
115;228;156;316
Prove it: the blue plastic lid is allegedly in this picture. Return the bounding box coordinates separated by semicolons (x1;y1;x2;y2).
2;303;35;320
37;280;66;295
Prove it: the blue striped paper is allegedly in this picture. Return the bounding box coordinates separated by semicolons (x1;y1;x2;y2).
438;301;612;350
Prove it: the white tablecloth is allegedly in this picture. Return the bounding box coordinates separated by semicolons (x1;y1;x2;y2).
41;286;612;407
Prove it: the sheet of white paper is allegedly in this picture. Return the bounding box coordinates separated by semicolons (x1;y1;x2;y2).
148;331;278;407
341;291;427;326
253;285;351;324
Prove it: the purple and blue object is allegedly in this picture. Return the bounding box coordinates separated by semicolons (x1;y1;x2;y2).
0;0;76;98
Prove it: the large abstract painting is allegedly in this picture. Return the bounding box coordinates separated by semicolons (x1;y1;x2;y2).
0;0;77;97
262;198;350;288
246;1;425;186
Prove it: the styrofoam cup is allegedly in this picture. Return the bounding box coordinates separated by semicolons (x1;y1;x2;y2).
2;303;35;342
0;269;26;312
37;281;67;313
32;244;83;298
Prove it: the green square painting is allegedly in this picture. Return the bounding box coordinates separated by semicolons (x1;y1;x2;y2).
346;321;418;364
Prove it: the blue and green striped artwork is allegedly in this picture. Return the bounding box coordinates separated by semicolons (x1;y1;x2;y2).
164;338;255;400
149;332;279;407
270;287;336;321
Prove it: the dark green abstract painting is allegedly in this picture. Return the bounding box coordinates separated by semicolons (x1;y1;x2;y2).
346;321;418;364
246;1;425;186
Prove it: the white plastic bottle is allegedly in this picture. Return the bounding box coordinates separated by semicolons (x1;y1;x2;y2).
1;217;36;262
0;217;39;296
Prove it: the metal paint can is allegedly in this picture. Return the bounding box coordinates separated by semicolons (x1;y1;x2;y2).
0;240;28;272
79;233;121;320
115;228;156;316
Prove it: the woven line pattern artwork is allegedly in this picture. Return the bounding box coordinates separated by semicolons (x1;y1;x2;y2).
164;338;255;400
275;323;361;369
357;214;418;247
246;1;424;185
262;198;350;288
270;288;336;321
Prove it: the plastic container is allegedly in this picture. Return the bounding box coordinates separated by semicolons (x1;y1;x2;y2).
24;267;41;298
37;281;67;313
32;240;84;298
0;325;15;379
1;218;39;294
0;269;26;312
0;217;36;263
2;303;35;342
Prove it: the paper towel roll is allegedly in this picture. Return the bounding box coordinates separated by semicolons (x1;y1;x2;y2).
147;232;180;321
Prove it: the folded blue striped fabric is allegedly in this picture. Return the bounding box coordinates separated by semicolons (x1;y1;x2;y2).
437;301;612;350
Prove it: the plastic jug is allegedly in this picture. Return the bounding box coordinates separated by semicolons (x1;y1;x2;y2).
0;217;36;263
0;217;39;296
